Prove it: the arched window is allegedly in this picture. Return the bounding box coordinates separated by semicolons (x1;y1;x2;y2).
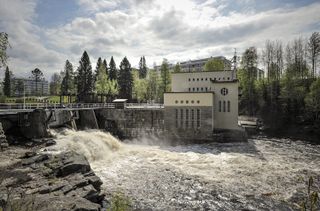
227;101;230;112
219;101;221;112
223;101;226;112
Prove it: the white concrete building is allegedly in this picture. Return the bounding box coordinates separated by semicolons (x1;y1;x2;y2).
11;78;49;96
163;69;244;141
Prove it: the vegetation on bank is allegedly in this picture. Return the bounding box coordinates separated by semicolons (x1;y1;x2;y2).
238;32;320;140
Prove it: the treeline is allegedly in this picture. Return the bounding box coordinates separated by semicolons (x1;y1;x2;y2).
50;51;172;103
238;32;320;138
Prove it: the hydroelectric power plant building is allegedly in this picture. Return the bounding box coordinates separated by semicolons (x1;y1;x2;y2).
163;68;245;141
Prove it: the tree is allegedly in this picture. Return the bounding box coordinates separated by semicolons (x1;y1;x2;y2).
61;60;74;96
0;32;9;68
173;63;181;73
132;70;148;102
103;59;108;76
138;56;147;79
95;60;110;101
159;59;171;102
146;69;160;102
95;57;103;82
109;56;117;81
118;57;133;100
76;51;94;99
31;68;44;96
50;73;62;95
3;66;11;97
204;58;224;71
308;32;320;78
305;78;320;121
239;47;259;115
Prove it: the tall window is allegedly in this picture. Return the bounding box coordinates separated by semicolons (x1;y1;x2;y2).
223;101;226;112
219;101;221;112
175;109;178;128
180;109;183;128
196;109;201;128
191;109;194;129
185;109;189;128
227;101;230;112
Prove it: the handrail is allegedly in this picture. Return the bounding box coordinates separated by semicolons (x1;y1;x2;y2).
0;103;164;110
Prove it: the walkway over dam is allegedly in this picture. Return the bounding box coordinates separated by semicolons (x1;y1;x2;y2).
0;103;165;140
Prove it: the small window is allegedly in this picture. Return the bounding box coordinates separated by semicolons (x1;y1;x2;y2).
193;88;195;91
205;87;208;91
197;78;199;81
175;100;178;104
218;78;221;80
223;77;225;80
188;78;191;81
205;78;208;81
191;100;194;104
180;100;184;104
201;78;203;81
197;88;199;91
227;77;230;80
219;101;221;112
188;88;191;92
197;100;200;104
193;78;195;81
186;100;189;104
201;87;203;91
223;101;226;112
227;101;230;112
214;77;216;80
221;88;228;96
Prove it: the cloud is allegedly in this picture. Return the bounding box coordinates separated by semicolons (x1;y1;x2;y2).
1;0;319;80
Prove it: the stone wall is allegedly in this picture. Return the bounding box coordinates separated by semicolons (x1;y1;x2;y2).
95;108;164;138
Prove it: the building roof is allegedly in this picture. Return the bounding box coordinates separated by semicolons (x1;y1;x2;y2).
164;92;215;94
171;70;233;74
180;56;229;65
112;99;128;103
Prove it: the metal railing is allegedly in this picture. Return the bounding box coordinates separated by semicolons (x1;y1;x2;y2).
0;103;164;111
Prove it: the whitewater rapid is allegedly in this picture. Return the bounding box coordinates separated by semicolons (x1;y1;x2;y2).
49;129;320;210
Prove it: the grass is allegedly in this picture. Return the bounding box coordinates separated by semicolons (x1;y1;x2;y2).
107;192;131;211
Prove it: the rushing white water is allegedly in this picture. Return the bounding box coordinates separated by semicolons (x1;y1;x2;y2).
50;129;320;210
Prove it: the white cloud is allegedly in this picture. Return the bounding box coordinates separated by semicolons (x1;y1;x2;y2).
1;0;320;80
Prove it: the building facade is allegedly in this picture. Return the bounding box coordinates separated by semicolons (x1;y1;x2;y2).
154;56;231;72
180;56;231;72
163;69;244;141
11;78;49;96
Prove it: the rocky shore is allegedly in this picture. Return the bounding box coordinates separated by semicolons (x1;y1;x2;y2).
0;139;106;211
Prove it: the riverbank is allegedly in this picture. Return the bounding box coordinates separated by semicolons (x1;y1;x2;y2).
0;139;105;211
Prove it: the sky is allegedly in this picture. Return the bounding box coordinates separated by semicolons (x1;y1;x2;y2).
0;0;319;80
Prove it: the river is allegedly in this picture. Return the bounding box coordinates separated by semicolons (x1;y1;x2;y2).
50;129;320;210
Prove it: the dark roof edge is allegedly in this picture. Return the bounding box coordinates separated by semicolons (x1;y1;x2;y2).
172;70;233;74
210;79;239;83
164;92;215;94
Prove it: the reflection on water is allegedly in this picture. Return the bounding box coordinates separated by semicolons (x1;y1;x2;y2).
51;129;320;210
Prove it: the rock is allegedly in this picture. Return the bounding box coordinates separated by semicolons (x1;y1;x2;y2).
87;176;103;191
45;139;56;146
24;151;37;158
57;153;91;177
66;184;104;204
0;122;9;150
31;196;101;211
22;154;50;166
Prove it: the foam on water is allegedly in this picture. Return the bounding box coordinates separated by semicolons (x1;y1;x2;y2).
50;129;320;210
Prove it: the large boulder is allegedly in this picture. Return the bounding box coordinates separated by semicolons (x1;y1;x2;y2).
56;152;91;177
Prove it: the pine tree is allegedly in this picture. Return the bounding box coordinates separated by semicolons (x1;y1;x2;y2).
3;66;11;97
103;59;108;76
95;57;103;82
76;51;94;98
109;56;117;81
118;57;133;100
61;60;74;95
139;56;147;78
